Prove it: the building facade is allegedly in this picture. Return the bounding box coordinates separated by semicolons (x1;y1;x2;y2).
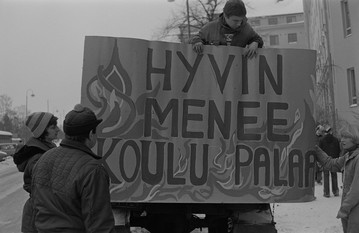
303;0;359;130
248;13;308;49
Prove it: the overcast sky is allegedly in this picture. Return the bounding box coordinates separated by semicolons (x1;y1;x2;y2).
0;0;303;122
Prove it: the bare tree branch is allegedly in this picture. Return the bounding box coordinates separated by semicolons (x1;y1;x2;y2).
153;0;226;42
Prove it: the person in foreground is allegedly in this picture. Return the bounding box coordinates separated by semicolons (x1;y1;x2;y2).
31;104;116;232
13;112;59;233
189;0;263;58
315;124;359;233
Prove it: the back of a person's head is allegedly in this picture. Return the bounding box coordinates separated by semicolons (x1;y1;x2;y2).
223;0;247;17
340;124;359;145
63;104;102;142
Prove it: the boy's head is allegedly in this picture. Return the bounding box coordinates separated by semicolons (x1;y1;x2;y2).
25;112;58;138
223;0;247;18
63;104;102;145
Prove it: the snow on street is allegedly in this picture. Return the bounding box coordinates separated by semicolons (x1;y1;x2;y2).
0;156;343;233
274;174;343;233
0;156;27;233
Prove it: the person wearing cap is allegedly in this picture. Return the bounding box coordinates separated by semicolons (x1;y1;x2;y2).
319;124;341;198
315;124;359;233
30;104;116;233
189;0;263;58
13;112;59;233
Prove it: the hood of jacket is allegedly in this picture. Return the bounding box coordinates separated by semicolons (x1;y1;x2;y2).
13;137;56;172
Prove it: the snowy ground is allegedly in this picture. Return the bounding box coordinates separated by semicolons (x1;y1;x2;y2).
131;177;344;233
0;156;16;170
274;175;343;233
0;156;343;233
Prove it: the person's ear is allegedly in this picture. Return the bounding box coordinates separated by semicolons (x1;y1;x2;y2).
88;130;97;148
89;130;96;141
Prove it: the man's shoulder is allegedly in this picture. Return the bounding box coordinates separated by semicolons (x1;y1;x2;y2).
34;146;103;180
202;19;220;30
240;21;256;34
38;146;99;168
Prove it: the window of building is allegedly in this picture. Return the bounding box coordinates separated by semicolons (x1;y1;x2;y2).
251;19;260;27
269;35;279;46
341;0;352;37
288;33;298;43
286;15;296;23
347;68;357;106
268;17;278;25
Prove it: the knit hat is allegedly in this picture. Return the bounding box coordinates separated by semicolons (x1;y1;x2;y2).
223;0;247;17
25;112;55;138
63;104;102;136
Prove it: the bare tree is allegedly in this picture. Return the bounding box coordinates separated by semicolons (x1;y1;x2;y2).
0;94;13;118
153;0;226;42
154;0;257;42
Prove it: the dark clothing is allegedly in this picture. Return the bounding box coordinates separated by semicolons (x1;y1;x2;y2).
13;138;55;193
319;134;341;158
323;169;338;195
315;135;323;184
31;139;115;233
315;162;323;183
13;137;56;232
189;14;263;48
319;134;341;195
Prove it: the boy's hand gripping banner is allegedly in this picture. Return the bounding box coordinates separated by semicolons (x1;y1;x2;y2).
81;36;317;203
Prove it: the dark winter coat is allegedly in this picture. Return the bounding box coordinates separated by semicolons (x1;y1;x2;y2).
189;14;263;48
31;138;115;233
319;134;341;158
316;146;359;233
13;137;56;232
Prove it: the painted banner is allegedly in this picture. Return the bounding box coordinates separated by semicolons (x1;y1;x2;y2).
81;36;317;203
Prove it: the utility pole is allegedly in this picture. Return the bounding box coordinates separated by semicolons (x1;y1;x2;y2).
25;89;35;118
168;0;191;39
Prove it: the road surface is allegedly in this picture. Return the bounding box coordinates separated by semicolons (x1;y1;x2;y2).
0;157;27;233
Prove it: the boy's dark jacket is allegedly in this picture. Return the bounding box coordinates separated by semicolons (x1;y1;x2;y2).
190;13;264;48
13;137;55;192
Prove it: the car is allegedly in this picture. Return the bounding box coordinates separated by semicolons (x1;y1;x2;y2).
0;150;7;162
0;143;18;157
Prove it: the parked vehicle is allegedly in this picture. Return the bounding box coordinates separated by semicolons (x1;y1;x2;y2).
12;137;23;144
0;150;8;162
0;130;12;143
81;37;317;232
0;143;18;157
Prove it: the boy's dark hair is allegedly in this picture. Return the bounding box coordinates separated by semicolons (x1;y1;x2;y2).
223;0;247;17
